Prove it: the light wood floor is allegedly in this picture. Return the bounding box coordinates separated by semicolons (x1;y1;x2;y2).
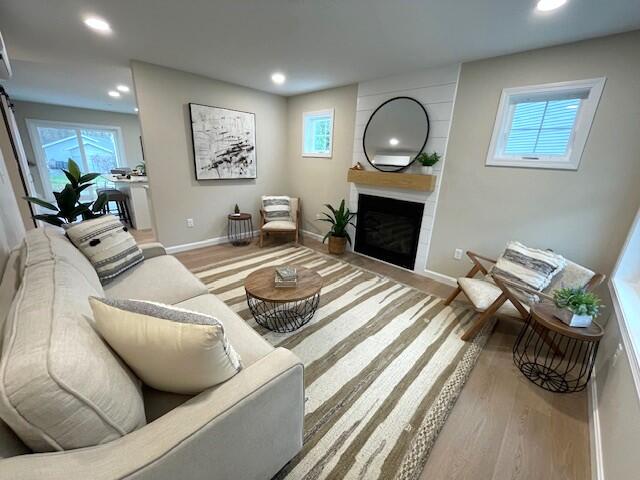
132;230;590;479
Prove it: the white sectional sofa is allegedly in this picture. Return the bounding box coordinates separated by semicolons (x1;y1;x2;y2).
0;228;304;479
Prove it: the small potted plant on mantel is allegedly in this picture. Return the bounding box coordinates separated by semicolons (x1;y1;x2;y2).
318;199;356;255
552;287;603;328
416;151;440;175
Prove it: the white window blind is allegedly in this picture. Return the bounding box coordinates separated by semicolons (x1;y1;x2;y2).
302;109;334;157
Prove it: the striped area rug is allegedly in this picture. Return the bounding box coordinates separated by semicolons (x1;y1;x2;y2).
191;244;493;480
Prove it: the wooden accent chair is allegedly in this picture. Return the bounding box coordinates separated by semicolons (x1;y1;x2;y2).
444;250;605;341
259;197;301;247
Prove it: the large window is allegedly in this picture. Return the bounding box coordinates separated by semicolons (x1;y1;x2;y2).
486;77;605;170
27;120;125;201
302;109;334;158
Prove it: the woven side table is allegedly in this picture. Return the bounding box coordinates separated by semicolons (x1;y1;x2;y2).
227;213;253;246
513;303;603;393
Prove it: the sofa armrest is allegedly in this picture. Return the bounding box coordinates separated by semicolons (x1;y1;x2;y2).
0;348;304;480
138;242;166;260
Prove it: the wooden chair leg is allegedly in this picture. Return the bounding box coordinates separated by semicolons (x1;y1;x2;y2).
444;285;462;305
259;230;263;247
461;293;508;341
294;229;299;244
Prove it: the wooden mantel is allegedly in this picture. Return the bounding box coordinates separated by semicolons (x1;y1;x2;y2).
347;169;436;192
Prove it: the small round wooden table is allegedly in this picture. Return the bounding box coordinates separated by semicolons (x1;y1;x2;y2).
244;266;323;333
513;303;604;393
227;213;253;246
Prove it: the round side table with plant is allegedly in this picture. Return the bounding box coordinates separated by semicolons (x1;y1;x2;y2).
416;151;440;175
513;288;605;393
318;199;356;255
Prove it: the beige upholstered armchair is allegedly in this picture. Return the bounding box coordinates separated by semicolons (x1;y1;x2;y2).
445;250;605;341
259;197;301;247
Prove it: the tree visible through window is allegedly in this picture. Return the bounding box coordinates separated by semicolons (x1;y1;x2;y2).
28;120;124;201
303;109;334;157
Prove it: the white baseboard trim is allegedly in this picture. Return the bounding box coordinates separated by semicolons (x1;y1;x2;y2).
302;229;325;242
589;375;605;480
165;231;259;254
423;269;457;287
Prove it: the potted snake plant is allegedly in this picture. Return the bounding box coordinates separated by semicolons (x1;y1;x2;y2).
318;199;356;255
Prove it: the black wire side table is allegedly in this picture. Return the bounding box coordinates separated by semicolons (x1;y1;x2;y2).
227;213;253;246
513;303;603;393
245;266;323;333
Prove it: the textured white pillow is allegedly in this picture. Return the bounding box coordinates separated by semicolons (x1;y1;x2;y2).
90;298;243;395
491;241;566;291
65;215;144;284
261;195;291;222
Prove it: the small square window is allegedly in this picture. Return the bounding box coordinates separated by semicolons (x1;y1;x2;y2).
302;109;334;158
486;77;605;170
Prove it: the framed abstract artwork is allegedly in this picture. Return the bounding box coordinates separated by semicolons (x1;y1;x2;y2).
189;103;257;180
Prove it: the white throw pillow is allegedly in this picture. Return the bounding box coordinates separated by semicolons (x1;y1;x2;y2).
65;215;144;284
491;241;566;291
261;195;291;222
90;298;243;395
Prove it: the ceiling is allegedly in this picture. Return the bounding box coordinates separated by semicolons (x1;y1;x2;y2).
1;0;639;114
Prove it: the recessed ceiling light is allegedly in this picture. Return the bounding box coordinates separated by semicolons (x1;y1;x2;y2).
134;107;139;112
84;16;112;33
271;72;286;85
389;138;399;146
536;0;567;12
116;85;130;93
108;90;121;98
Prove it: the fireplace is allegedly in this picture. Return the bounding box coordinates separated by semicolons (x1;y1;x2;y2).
354;194;424;270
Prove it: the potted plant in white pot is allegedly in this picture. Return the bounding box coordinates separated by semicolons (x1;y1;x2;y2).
318;199;356;255
552;287;602;328
415;151;440;175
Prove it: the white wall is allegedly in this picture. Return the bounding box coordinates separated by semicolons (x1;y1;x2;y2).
427;31;640;281
348;64;460;275
285;85;358;237
12;101;144;197
0;146;25;273
131;61;288;248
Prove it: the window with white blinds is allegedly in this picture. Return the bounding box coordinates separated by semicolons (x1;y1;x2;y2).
486;78;605;170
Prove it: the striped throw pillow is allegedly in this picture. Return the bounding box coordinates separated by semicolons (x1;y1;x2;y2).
491;241;566;291
262;195;291;222
66;215;144;284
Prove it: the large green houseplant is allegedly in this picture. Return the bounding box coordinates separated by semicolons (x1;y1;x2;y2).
24;159;108;227
318;199;356;255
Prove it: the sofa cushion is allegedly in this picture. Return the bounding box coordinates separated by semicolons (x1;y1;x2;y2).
65;215;144;284
261;220;297;231
22;228;104;294
0;259;146;452
90;298;243;395
175;294;274;367
104;255;208;305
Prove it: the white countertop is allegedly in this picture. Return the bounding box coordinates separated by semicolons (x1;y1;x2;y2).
102;174;148;184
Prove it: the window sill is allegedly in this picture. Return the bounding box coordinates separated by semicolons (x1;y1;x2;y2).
608;277;640;398
302;152;332;158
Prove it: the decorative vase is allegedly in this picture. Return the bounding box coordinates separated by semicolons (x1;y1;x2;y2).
421;165;433;175
328;235;347;255
554;308;593;328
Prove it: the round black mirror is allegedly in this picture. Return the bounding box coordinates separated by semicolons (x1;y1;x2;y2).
362;96;430;172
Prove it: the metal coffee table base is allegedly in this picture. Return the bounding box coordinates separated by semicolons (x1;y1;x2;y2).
246;292;320;333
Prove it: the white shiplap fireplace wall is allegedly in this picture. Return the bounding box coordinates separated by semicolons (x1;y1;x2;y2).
348;63;460;280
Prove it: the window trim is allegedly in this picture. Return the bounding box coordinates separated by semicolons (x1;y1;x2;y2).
25;118;126;201
485;77;606;170
301;108;334;158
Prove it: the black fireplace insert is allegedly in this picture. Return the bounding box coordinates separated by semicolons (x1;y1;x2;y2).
354;194;424;270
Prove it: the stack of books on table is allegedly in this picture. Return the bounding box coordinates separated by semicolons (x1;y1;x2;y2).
275;266;297;288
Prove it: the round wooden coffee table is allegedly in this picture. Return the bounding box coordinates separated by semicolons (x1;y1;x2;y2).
513;303;604;393
244;266;323;333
